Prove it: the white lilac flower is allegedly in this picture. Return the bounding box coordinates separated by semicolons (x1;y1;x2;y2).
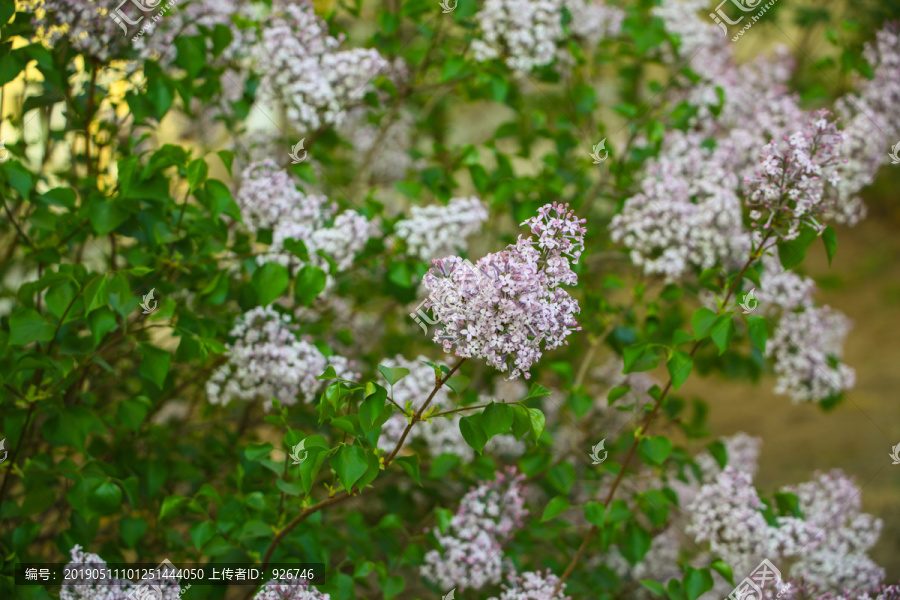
205;306;357;410
421;467;528;591
488;569;571;600
423;202;585;380
236;160;333;234
395;197;489;262
253;575;330;600
766;305;855;403
252;0;389;130
565;0;625;47
31;0;135;63
471;0;567;73
61;545;182;600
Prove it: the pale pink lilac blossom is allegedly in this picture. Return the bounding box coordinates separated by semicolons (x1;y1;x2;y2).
421;467;528;591
423;202;585;379
253;575;330;600
488;570;571;600
60;545;182;600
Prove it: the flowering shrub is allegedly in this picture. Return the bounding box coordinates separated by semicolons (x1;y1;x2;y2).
0;1;898;599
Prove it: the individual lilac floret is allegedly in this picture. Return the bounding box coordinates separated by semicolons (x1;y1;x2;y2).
61;545;182;600
206;307;357;411
488;569;571;600
745;111;846;242
422;202;585;380
253;575;330;600
421;467;528;591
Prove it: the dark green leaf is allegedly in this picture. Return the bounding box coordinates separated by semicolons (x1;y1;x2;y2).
252;263;290;305
459;414;487;454
541;496;570;522
710;315;735;355
294;265;327;306
333;445;368;491
666;350;693;391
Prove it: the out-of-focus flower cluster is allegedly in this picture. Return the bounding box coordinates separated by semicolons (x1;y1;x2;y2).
206;306;357;410
488;570;571;600
395;197;489;261
250;0;389;130
235;160;374;276
61;546;182;600
31;0;136;63
472;0;622;73
421;467;528;591
423;202;585;380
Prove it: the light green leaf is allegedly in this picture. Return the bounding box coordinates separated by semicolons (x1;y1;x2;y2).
666;350;693;391
541;496;570;522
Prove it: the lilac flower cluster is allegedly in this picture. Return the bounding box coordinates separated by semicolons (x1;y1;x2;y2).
488;570;571;600
422;203;585;380
686;466;773;577
206;306;357;411
236;160;373;276
745;113;846;242
253;575;330;600
766;305;856;403
395;197;489;261
61;546;182;600
251;0;389;130
31;0;136;63
471;0;622;73
421;467;528;591
781;470;885;593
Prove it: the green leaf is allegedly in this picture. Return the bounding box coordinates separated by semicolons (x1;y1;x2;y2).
638;436;673;466
174;36;205;77
667;579;687;600
445;374;470;395
481;402;514;440
459;414;487;454
88;481;123;516
639;581;667;597
707;440;728;470
333;445;368;492
584;501;606;527
777;226;819;269
683;567;714;600
139;343;171;389
379;365;411;386
511;405;531;440
245;442;274;461
527;407;545;441
608;385;630;404
186;158;208;191
623;343;661;373
8;308;55;346
394;455;422;486
120;516;147;548
541;496;570;522
252;263;290;305
620;523;652;565
710;315;735;355
83;276;109;315
276;478;304;496
691;307;717;339
666;350;693;391
190;521;217;550
746;315;768;352
822;225;838;265
216;150;235;176
710;559;734;585
294;265;327;306
523;383;552;400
